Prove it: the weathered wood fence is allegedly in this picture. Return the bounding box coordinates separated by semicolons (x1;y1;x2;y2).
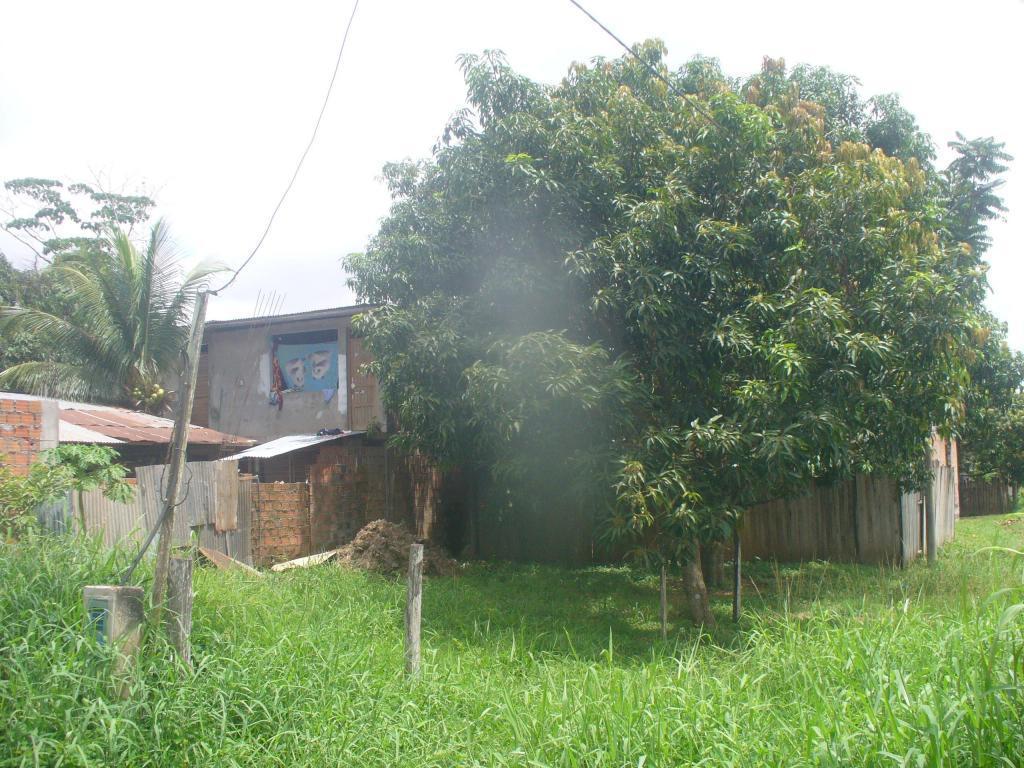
741;467;957;566
36;460;254;565
958;477;1015;518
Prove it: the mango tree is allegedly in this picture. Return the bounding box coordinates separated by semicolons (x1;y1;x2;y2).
346;47;1008;623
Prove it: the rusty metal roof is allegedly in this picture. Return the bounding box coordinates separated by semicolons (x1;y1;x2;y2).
0;392;253;447
57;401;253;446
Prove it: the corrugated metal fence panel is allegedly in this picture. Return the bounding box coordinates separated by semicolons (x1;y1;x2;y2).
74;488;150;548
45;461;255;566
191;476;252;564
232;477;253;564
135;461;217;532
36;492;74;534
134;464;189;545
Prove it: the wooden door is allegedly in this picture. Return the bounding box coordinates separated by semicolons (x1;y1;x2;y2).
348;334;381;431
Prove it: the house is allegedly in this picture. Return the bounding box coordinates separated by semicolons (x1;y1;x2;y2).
195;304;385;443
191;305;449;565
0;391;253;475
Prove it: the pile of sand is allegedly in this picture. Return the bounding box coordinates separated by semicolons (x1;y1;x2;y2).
336;519;456;576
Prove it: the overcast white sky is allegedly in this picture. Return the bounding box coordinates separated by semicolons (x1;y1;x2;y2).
1;1;1021;345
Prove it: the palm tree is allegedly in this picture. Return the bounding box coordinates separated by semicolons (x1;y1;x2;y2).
0;220;220;412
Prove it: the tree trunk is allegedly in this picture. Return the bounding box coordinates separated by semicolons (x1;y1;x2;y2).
682;557;715;627
700;541;725;588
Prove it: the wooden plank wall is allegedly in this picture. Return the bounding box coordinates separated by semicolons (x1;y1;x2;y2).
898;490;922;567
958;478;1013;518
933;465;956;545
742;470;956;566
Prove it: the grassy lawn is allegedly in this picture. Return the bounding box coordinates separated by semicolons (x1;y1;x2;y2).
2;514;1023;767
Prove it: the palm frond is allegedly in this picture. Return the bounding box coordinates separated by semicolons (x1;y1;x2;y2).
0;220;205;409
0;360;123;403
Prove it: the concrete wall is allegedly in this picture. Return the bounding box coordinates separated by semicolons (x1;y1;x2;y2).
0;395;59;475
203;310;385;442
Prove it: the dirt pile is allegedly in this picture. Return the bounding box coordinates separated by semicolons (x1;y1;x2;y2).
336;519;456;576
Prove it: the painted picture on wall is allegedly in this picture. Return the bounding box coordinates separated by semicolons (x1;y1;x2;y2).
274;340;339;392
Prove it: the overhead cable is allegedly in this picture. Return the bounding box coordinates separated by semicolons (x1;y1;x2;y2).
212;0;361;295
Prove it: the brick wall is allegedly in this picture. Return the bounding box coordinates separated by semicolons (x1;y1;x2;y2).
247;439;453;567
251;482;310;566
0;396;58;476
309;441;405;552
307;439;446;553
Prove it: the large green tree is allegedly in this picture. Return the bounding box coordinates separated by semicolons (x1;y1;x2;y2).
959;318;1024;486
347;47;1007;622
0;220;218;412
2;177;154;263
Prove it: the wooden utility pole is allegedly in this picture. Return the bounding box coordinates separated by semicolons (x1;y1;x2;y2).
405;542;423;676
151;291;209;619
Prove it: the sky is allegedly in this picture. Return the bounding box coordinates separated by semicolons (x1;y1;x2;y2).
1;0;1021;344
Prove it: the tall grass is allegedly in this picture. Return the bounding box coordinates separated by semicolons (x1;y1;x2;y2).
1;516;1022;767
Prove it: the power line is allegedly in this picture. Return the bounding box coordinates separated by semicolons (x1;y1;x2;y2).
565;0;722;129
212;0;361;295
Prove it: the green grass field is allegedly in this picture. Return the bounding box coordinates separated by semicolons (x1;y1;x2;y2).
2;513;1022;767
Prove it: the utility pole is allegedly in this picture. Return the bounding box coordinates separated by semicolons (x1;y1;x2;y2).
151;290;209;620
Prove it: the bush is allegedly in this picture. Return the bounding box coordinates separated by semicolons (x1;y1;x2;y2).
0;445;131;536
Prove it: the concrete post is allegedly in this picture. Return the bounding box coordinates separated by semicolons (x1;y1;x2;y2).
84;584;145;691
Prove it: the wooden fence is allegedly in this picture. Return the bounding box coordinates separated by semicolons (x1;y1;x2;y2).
741;467;957;566
958;478;1015;518
37;460;253;565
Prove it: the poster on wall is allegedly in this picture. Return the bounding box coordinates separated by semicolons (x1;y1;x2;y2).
273;339;339;392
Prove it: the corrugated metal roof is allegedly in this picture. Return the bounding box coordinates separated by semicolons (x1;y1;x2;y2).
1;392;254;447
204;304;375;332
219;431;364;461
58;402;253;446
58;420;124;444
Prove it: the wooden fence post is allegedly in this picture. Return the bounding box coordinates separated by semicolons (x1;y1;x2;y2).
659;564;668;640
732;526;742;622
405;542;423;676
166;556;194;667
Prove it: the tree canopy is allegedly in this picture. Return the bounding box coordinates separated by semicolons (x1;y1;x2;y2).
0;179;159;381
346;46;1011;608
2;178;154;263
